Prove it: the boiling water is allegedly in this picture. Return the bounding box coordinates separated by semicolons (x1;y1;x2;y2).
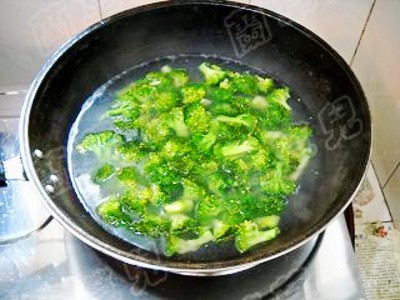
68;54;308;254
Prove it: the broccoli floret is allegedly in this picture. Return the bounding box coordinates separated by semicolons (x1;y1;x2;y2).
119;191;149;219
235;221;280;253
259;164;296;195
164;199;194;214
256;75;274;93
116;166;144;188
228;72;258;95
217;137;260;159
153;89;179;112
191;132;217;153
97;198;130;227
116;141;146;162
164;230;214;256
251;95;268;110
76;130;124;157
182;84;206;104
254;215;280;230
267;87;291;110
215;114;257;131
129;214;171;237
260;102;292;129
145;71;172;87
162;180;204;215
199;63;227;85
219;78;232;90
207;87;233;103
140;117;171;145
185;103;211;133
93;163;116;184
212;219;231;240
195;195;223;225
169;69;189;88
169;214;200;236
107;101;141;119
144;152;183;188
118;80;157;103
163;107;189;137
207;120;246;142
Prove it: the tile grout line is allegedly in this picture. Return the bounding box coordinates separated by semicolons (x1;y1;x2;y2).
96;0;103;20
370;161;394;222
349;0;377;67
382;160;400;189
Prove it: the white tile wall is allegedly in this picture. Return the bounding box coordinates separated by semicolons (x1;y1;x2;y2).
99;0;250;19
0;0;100;92
352;0;400;191
249;0;374;63
0;92;26;117
99;0;166;18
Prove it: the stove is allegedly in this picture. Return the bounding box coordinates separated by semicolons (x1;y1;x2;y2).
0;113;366;299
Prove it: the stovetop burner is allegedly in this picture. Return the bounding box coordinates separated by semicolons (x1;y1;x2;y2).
65;230;321;299
0;214;365;300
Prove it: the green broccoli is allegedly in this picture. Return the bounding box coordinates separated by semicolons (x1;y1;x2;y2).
163;107;189;137
212;219;231;240
93;163;116;184
76;130;124;157
256;75;274;93
97;198;130;227
145;71;172;87
251;95;268;110
182;84;206;104
184;103;211;134
169;69;189;88
82;62;314;256
228;72;258;95
235;221;280;253
164;230;214;256
267;87;291;110
217;137;260;159
116;141;146;162
215;114;257;131
199;63;227;85
191;132;217;153
259;163;296;195
254;215;280;230
153;89;179;112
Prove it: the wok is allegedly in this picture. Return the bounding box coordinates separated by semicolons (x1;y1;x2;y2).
3;1;371;275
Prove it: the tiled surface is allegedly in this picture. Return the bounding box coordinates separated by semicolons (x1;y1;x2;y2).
353;164;391;223
352;0;400;189
0;0;100;92
355;222;400;300
249;0;374;63
384;168;400;226
354;164;400;299
99;0;250;19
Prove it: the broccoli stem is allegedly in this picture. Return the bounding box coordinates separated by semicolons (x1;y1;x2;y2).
165;230;214;256
164;199;194;214
221;140;256;157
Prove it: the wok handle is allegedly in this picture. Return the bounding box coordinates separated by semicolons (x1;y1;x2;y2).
0;156;27;187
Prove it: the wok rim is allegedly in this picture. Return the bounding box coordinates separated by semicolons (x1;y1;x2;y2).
20;0;372;275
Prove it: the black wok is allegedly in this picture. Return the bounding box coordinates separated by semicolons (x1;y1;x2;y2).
14;1;370;275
